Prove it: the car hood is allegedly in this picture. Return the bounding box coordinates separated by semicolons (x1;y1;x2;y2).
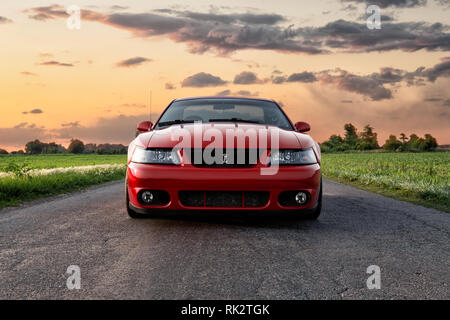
139;123;315;150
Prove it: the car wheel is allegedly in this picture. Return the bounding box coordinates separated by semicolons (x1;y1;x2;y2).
125;183;144;219
305;177;322;220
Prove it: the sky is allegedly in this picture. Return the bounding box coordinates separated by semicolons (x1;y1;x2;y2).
0;0;449;151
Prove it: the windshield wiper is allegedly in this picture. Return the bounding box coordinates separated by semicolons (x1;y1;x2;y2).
157;119;196;127
209;118;261;124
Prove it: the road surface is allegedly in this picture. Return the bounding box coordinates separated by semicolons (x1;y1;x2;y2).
0;179;448;299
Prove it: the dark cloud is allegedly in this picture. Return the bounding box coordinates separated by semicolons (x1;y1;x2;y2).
22;108;43;114
0;16;13;24
341;100;353;103
317;70;393;101
181;72;227;87
25;5;450;56
39;61;73;67
443;99;450;106
287;72;317;83
116;57;151;67
272;72;317;84
233;71;266;84
174;10;286;25
341;0;427;8
424;98;442;102
312;19;450;53
20;71;37;76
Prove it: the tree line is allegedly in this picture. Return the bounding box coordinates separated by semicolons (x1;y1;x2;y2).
320;123;438;153
0;139;128;155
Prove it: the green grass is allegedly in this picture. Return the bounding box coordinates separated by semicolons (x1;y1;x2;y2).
0;154;127;171
321;152;450;212
0;154;127;209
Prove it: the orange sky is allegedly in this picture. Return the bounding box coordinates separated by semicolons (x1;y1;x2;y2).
0;0;449;151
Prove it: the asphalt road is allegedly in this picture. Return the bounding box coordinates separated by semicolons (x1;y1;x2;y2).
0;179;448;299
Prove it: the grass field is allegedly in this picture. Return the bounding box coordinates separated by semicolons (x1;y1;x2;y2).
0;154;127;171
322;152;450;212
0;154;127;209
1;152;449;212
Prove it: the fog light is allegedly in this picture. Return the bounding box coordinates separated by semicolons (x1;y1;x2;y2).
295;192;308;204
141;191;154;203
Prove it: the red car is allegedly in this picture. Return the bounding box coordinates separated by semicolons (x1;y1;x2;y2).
126;97;322;219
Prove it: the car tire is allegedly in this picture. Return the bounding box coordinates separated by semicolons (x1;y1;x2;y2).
125;183;144;219
305;176;322;220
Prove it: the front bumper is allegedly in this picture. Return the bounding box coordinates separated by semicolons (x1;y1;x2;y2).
127;162;321;212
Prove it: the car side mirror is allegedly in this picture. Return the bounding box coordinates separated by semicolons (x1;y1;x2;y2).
294;121;311;133
137;121;153;132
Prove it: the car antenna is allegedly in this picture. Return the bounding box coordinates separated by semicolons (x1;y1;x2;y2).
149;90;152;122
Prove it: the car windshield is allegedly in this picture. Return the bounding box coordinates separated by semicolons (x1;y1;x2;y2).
155;99;293;130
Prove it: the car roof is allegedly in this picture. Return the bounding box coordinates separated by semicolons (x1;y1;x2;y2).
173;96;277;104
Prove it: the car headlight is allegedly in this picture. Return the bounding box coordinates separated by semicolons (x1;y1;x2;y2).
131;148;180;165
271;148;317;165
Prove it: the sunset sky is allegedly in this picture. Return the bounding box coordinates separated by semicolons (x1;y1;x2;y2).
1;0;449;151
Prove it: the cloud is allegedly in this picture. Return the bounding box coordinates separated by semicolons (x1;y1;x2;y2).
424;98;442;102
25;5;450;56
20;71;37;76
119;103;147;108
272;71;317;84
181;72;227;87
214;89;259;97
287;72;317;83
341;100;353;103
317;70;393;101
341;0;427;8
52;113;159;142
116;56;151;68
22;108;43;114
233;71;266;84
165;82;176;90
61;121;80;128
0;16;13;24
39;61;73;67
110;5;129;10
0;123;49;149
443;99;450;106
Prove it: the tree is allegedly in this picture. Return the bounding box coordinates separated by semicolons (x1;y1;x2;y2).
423;134;438;151
358;125;379;150
343;123;358;147
399;133;408;144
383;135;402;151
0;149;8;154
25;139;44;154
67;139;85;154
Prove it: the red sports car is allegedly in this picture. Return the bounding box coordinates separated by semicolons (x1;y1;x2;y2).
126;97;322;219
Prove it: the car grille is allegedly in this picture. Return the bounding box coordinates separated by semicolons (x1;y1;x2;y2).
184;148;261;167
179;191;269;208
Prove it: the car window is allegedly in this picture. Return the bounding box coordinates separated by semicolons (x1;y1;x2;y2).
156;99;292;130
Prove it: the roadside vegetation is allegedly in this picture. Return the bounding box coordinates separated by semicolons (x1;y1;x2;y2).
319;123;448;212
0;154;127;209
320;123;438;153
322;152;450;213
